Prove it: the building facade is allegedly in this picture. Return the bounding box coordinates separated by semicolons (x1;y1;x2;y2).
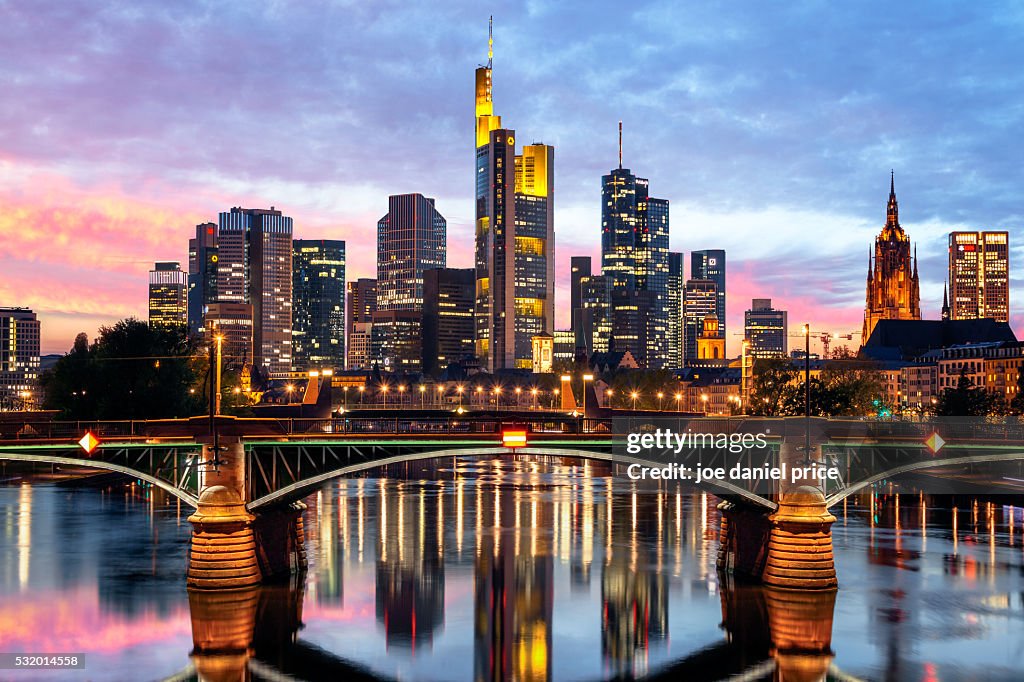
744;298;788;358
148;262;188;328
202;303;254;371
377;194;446;311
371;310;423;373
570;256;591;355
217;207;294;378
863;174;921;341
0;308;40;409
346;278;377;370
683;279;717;363
187;222;218;336
948;231;1009;322
422;268;475;376
667;252;684;369
513;143;555;369
292;239;346;372
691;250;726;340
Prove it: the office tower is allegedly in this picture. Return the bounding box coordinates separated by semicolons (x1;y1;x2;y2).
744;298;788;358
148;262;188;328
0;308;40;409
203;303;254;371
422;268;475;376
218;207;294;377
581;274;613;356
668;252;684;369
690;249;726;339
346;278;377;370
948;231;1009;322
571;256;591;354
187;222;218;336
600;123;670;368
683;279;717;363
371;310;422;372
863;173;920;341
553;329;575;367
292;239;346;372
377;194;446;311
474;20;554;371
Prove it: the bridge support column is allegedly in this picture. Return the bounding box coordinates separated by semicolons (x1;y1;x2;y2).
716;501;772;582
188;440;261;590
253;501;308;581
763;486;837;590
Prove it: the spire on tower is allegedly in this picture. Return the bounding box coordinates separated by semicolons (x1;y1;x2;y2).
488;15;493;69
942;282;951;321
618;120;622;170
890;169;895;198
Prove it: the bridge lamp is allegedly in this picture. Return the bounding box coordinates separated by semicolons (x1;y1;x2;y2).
700;393;709;415
381;383;389;409
657;391;665;411
419;384;426;408
630;391;639;410
674;393;682;411
399;384;407;407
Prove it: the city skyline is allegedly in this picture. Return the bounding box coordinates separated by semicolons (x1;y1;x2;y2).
2;2;1022;354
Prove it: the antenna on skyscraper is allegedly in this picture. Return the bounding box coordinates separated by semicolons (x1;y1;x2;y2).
488;16;493;69
618;120;623;169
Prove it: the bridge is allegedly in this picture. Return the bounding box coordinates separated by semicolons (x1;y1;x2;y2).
2;412;1023;592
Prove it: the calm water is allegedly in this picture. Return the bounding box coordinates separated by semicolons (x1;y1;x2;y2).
0;458;1022;681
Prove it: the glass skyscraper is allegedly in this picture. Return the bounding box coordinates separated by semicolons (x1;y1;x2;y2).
683;279;717;363
376;194;446;311
148;262;188;328
292;239;346;372
691;250;726;340
744;298;788;358
187;222;218;336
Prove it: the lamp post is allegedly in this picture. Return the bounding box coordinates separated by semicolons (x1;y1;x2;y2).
381;383;389;409
552;388;559;409
493;386;502;409
214;334;224;415
741;339;750;408
436;384;445;407
457;384;465;407
674;392;682;412
657;391;664;411
358;385;365;407
606;388;614;409
700;393;708;416
631;391;639;411
419;384;426;409
342;385;349;411
475;385;483;407
803;323;811;465
531;387;538;409
581;373;594;418
398;384;406;408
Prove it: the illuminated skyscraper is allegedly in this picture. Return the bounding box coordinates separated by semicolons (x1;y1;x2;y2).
422;268;475;376
683;279;717;363
187;222;218;336
0;308;40;408
744;298;788;358
217;207;293;378
474;20;554;371
863;174;920;341
148;262;188;328
600;123;670;368
292;239;346;372
948;231;1009;322
377;194;446;311
691;249;726;339
668;252;684;369
346;278;377;370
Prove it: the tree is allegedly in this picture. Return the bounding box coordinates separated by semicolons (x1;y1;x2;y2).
748;358;799;416
934;370;1004;417
1010;366;1024;415
41;319;206;419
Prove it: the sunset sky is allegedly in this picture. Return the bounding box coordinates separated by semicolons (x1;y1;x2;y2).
2;1;1022;355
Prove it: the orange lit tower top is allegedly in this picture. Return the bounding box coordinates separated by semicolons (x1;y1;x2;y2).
475;16;501;147
862;172;921;341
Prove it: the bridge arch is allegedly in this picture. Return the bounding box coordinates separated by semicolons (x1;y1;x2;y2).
0;451;200;507
825;450;1024;507
247;446;777;511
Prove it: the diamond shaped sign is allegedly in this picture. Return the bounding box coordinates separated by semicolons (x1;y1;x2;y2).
924;432;945;454
78;431;100;455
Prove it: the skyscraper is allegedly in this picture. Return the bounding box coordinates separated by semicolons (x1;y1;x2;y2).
863;174;920;342
690;249;726;339
346;278;377;370
948;231;1009;322
474;20;554;371
187;222;218;336
148;262;188;328
0;308;40;409
683;279;717;363
203;303;254;371
571;256;591;354
600;124;669;369
377;194;446;311
218;207;294;378
422;268;475;376
292;239;346;372
668;252;684;369
744;298;788;358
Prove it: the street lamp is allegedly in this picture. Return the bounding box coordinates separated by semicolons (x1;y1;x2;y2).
493;386;502;408
457;384;465;407
214;334;224;415
436;384;445;407
358;384;365;407
475;385;483;407
631;391;640;411
606;388;614;409
656;391;664;411
530;387;538;409
419;384;426;409
700;393;709;415
674;392;682;411
381;383;390;409
398;384;406;408
803;322;811;464
515;386;522;408
342;385;349;411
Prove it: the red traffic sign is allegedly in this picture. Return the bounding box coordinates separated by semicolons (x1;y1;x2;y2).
78;431;100;455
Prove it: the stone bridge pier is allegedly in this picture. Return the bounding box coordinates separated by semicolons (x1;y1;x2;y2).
718;417;837;591
187;437;307;590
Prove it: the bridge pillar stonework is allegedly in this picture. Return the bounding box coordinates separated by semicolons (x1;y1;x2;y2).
187;439;262;590
762;485;837;590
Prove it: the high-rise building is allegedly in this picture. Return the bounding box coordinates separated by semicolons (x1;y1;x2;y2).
668;252;684;369
203;303;254;371
148;262;188;328
683;279;717;363
377;194;446;311
0;308;40;409
863;174;920;341
571;256;591;355
473;21;554;371
948;231;1009;322
292;239;346;372
422;268;475;376
744;298;788;358
600;124;670;368
580;274;613;356
346;278;377;370
218;207;294;377
187;223;218;336
371;310;422;372
690;249;726;339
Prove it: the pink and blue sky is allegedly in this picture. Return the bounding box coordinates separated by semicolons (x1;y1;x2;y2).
2;1;1022;355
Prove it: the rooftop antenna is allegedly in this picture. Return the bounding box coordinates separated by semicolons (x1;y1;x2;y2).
618;120;623;169
488;16;493;69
